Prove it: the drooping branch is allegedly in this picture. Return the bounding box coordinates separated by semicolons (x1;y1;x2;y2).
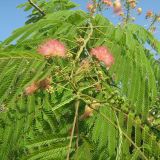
28;0;45;16
75;111;79;149
66;100;80;160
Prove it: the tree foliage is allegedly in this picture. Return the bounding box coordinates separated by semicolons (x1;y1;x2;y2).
0;0;160;160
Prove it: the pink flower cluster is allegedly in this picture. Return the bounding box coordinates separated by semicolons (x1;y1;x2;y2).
87;0;123;16
87;3;94;11
87;2;97;14
102;0;113;7
25;83;38;95
90;46;114;68
113;0;123;16
25;77;52;95
37;39;66;58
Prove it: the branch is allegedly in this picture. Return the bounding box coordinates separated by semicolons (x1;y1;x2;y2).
66;100;80;160
70;22;93;78
28;0;45;16
75;113;79;149
125;2;130;24
75;22;93;61
148;15;158;31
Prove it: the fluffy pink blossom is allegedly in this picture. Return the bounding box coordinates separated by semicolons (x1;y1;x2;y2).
102;0;113;7
37;39;66;57
90;46;114;68
25;83;38;95
113;0;123;15
87;3;94;11
103;53;114;67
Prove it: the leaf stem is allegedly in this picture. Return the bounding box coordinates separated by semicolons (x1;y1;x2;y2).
114;111;123;160
70;21;93;80
66;100;80;160
126;5;130;23
75;114;79;149
28;0;45;16
148;15;158;31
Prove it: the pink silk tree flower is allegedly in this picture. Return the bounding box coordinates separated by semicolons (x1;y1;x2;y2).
25;83;38;95
87;3;94;11
103;53;114;68
113;0;122;15
91;46;108;61
102;0;113;7
90;46;114;68
37;39;66;58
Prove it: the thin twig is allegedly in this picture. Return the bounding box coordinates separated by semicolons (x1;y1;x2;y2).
126;4;130;24
75;114;79;149
148;15;158;31
28;0;45;16
70;21;93;79
75;22;93;61
114;111;123;160
66;100;80;160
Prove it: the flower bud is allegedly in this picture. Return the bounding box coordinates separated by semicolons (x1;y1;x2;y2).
128;0;136;9
157;16;160;22
146;10;153;18
137;8;142;14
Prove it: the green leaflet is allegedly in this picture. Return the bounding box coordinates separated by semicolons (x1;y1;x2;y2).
74;140;92;160
21;136;72;160
52;95;77;111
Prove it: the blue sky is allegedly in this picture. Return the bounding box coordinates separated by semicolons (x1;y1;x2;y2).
0;0;160;41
